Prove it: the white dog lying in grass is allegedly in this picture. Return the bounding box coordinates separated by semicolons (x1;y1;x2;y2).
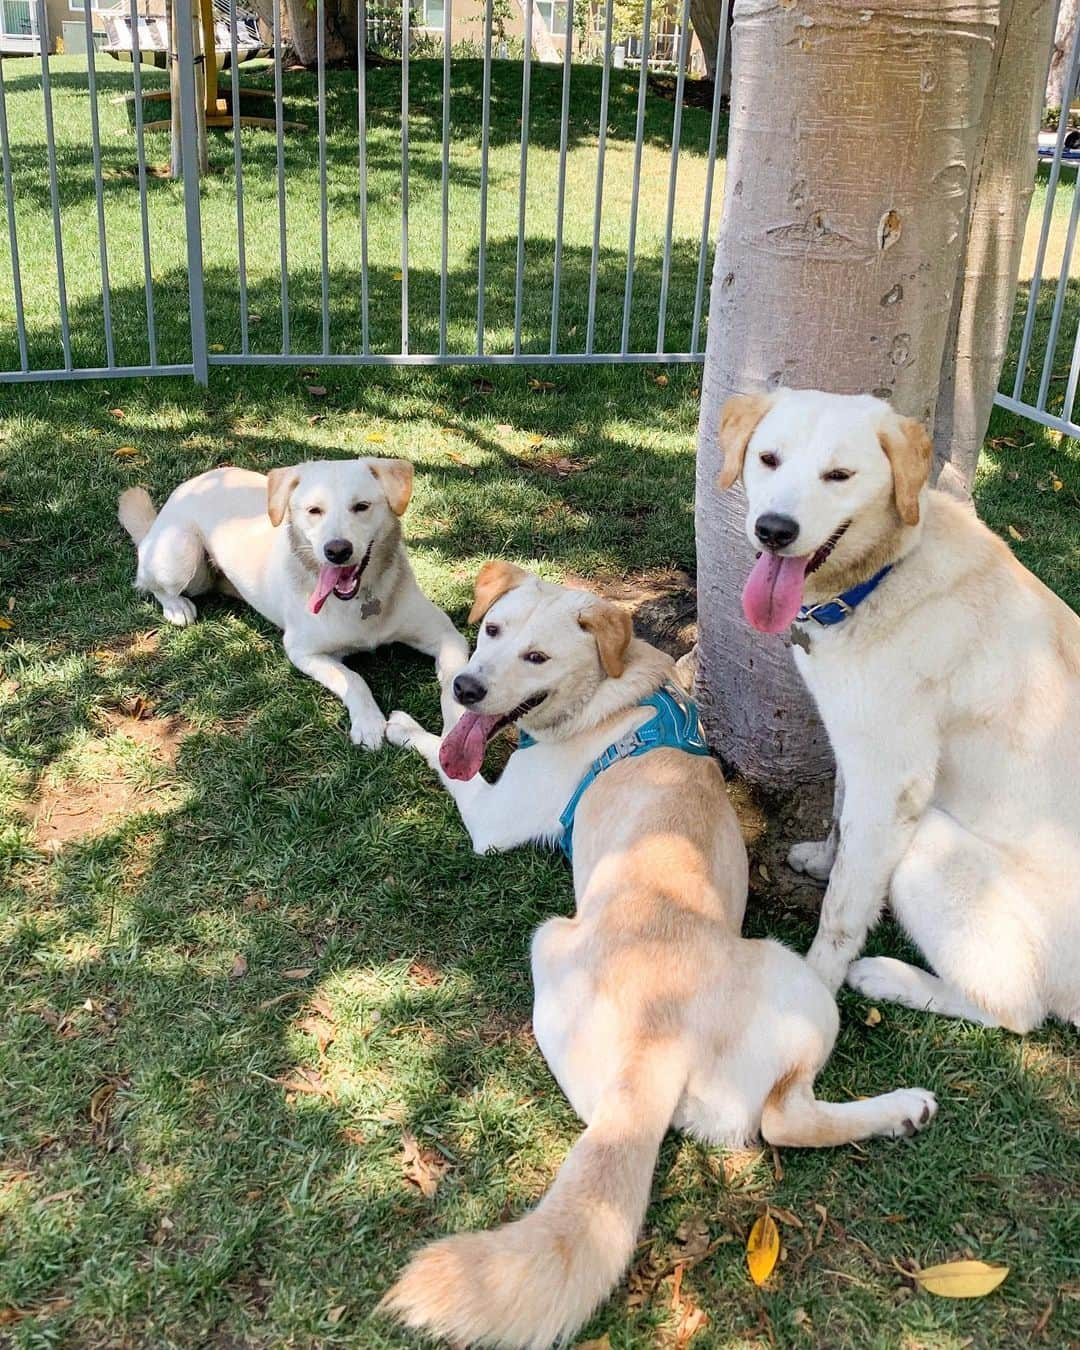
382;563;936;1350
717;388;1080;1031
119;457;467;748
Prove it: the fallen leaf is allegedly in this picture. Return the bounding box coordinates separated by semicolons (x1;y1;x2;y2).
674;1303;707;1349
652;372;669;387
1051;474;1063;492
471;377;494;393
209;343;225;353
758;863;770;881
110;407;125;420
89;1081;117;1126
527;377;556;392
770;1206;803;1229
400;1129;449;1198
327;1305;346;1325
299;1014;335;1055
671;1214;711;1263
341;1126;366;1146
0;617;12;631
1007;524;1025;542
576;1337;612;1350
364;432;386;444
746;1211;780;1286
308;414;325;425
277;1065;335;1101
281;967;315;980
114;445;139;458
229;954;248;980
910;1259;1008;1299
258;991;299;1010
306;385;327;398
120;694;154;720
864;1006;882;1027
393;269;404;281
445;450;473;471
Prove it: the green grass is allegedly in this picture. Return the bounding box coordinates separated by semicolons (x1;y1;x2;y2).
0;57;1078;1350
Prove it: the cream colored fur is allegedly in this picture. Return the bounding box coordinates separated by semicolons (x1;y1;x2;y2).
118;460;467;748
722;387;1080;1031
381;571;936;1349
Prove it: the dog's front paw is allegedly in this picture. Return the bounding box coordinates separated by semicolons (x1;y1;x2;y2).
386;710;424;750
805;937;849;995
787;837;834;882
350;712;387;751
161;596;197;628
876;1087;938;1139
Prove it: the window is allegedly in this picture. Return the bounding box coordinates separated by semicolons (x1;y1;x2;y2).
535;0;567;36
419;0;444;29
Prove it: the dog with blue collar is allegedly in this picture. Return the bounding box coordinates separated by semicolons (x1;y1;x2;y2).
383;563;939;1348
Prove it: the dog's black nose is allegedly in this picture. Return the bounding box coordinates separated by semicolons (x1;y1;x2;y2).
754;512;800;551
323;538;354;564
453;673;487;707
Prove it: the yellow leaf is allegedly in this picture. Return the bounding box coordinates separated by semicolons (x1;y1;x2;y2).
911;1259;1008;1299
576;1337;611;1350
393;270;404;281
746;1211;779;1286
1051;475;1063;491
0;617;11;631
864;1006;882;1027
364;432;386;444
652;372;669;387
209;343;225;353
1007;525;1024;542
114;445;138;458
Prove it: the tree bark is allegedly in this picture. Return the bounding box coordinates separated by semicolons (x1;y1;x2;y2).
1046;0;1079;108
689;0;733;82
935;0;1056;491
286;0;359;66
695;0;999;784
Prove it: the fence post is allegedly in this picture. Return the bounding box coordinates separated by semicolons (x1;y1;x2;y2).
175;0;209;385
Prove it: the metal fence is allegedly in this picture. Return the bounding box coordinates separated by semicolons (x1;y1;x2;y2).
0;0;730;385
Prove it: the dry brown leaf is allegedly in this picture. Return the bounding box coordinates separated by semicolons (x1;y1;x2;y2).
527;377;556;392
277;1065;335;1101
576;1336;612;1350
770;1206;803;1230
746;1211;780;1286
327;1305;346;1325
110;407;125;420
471;377;494;393
306;385;327;398
652;372;669;387
281;967;315;980
1007;524;1025;542
120;694;155;720
341;1126;366;1146
114;445;139;458
229;954;248;980
910;1258;1008;1299
299;1014;335;1056
0;617;12;631
258;991;299;1010
400;1129;450;1198
671;1214;711;1263
673;1304;707;1349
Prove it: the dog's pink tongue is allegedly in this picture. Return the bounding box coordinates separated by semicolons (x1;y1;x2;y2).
742;552;811;634
309;564;348;615
439;712;500;781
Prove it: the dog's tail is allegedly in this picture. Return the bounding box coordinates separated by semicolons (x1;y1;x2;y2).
118;487;157;546
380;1042;687;1350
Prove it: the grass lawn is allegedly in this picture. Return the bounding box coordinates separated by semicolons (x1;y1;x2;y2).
0;56;1078;1350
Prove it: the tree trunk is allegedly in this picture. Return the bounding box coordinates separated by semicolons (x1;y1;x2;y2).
286;0;359;66
689;0;733;82
1046;0;1079;108
935;0;1056;492
695;0;1000;784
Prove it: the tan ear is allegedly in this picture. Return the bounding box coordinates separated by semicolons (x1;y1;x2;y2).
878;416;932;526
468;560;530;625
716;393;775;491
266;466;301;527
578;601;633;679
368;458;414;516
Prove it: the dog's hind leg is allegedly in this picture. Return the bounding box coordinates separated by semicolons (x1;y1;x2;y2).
138;523;213;628
846;957;999;1025
761;1075;937;1147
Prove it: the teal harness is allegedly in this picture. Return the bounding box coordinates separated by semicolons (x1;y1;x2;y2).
518;684;712;861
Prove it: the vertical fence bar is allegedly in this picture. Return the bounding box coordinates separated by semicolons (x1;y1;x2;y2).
549;0;574;355
585;0;613;355
176;0;208;383
358;0;370;353
476;0;494;354
620;0;652;355
229;0;250;354
84;0;115;367
513;0;534;355
129;0;158;365
655;0;691;355
0;59;27;372
317;0;330;354
1062;303;1080;424
273;0;290;352
691;2;728;359
37;0;71;370
1011;17;1080;400
1036;170;1080;411
439;0;452;355
401;0;410;355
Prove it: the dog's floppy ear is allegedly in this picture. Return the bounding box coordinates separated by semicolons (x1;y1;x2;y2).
578;600;633;679
716;393;775;491
878;415;932;526
266;466;302;527
368;458;414;516
468;560;529;625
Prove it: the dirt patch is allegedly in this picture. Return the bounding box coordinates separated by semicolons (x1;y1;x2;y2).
101;709;187;764
564;567;697;660
647;72;723;111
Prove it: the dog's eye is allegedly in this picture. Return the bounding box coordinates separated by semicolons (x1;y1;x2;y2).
484;623;501;638
307;505;324;516
351;501;370;513
522;651;549;665
759;452;780;469
822;469;854;483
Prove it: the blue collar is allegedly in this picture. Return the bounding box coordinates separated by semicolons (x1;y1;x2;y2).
796;563;894;627
518;684;712;861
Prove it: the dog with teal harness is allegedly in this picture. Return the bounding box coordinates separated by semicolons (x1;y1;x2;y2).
518;682;713;860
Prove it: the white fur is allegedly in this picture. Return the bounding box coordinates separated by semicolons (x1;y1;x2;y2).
734;388;1080;1031
119;461;467;748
